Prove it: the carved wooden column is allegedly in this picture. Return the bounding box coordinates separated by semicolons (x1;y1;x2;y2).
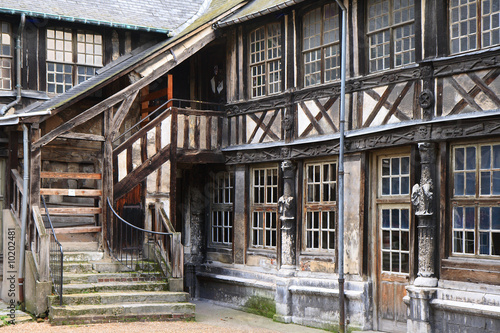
274;159;296;324
411;142;438;287
278;159;296;269
407;142;438;333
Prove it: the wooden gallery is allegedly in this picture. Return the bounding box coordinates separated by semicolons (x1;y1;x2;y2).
0;0;499;332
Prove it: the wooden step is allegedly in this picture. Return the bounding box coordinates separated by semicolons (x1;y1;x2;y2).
42;207;102;215
41;172;102;179
40;188;102;196
51;226;102;234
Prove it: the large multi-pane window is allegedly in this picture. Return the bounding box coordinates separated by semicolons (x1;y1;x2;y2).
367;0;415;72
249;23;282;98
450;0;500;54
251;167;278;248
378;154;411;274
0;21;12;90
211;172;234;246
303;161;337;251
46;28;103;94
452;144;500;257
303;3;340;87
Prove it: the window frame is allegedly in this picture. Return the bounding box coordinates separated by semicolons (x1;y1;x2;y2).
366;0;416;73
210;171;235;247
250;166;279;250
450;143;500;258
0;21;12;91
46;27;103;95
449;0;500;55
302;160;338;253
376;152;413;277
301;2;342;87
248;22;283;99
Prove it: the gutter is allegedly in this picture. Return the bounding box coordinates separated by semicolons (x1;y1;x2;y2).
213;0;306;28
0;8;172;35
0;14;25;115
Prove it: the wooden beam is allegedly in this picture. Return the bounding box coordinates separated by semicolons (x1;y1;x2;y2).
109;90;140;141
40;189;102;196
58;132;105;142
177;151;225;164
41;207;102;215
41;172;102;180
141;87;168;103
114;144;172;200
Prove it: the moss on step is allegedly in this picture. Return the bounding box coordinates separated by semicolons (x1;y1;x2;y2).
243;296;276;319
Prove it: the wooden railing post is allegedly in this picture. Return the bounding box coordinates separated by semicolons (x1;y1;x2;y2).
169;107;177;230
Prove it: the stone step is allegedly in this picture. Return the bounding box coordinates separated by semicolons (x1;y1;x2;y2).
62;271;162;284
62;262;94;273
60;241;99;252
62;280;169;294
49;302;195;325
63;251;104;262
48;290;189;306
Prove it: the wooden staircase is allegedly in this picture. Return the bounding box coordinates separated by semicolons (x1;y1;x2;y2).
48;246;195;325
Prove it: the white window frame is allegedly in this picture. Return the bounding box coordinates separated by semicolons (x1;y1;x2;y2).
249;23;282;98
211;171;234;246
367;0;415;72
449;0;500;54
303;160;337;252
451;143;500;257
302;3;341;87
46;27;103;94
250;166;278;249
0;21;12;91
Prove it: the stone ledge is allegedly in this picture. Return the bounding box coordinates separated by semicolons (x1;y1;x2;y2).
50;313;195;325
431;298;500;318
288;285;363;300
196;272;275;290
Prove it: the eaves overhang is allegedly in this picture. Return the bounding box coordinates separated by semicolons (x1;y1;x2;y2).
214;0;306;28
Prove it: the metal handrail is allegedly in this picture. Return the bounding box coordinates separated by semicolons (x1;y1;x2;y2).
106;198;173;278
113;98;223;145
41;195;63;306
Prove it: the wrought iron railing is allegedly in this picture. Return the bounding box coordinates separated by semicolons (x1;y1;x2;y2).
106;198;174;279
41;195;63;306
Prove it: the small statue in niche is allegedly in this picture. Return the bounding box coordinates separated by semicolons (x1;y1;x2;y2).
411;182;433;216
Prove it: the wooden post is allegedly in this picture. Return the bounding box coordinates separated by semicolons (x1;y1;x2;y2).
30;125;41;209
6;130;19;208
167;74;173;108
169;108;177;230
103;109;114;252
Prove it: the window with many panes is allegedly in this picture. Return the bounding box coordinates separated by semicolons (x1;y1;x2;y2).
251;167;278;248
450;0;500;54
303;161;337;251
0;21;12;90
249;23;282;98
211;172;234;246
46;28;103;94
378;154;411;274
303;3;340;87
452;144;500;257
367;0;415;72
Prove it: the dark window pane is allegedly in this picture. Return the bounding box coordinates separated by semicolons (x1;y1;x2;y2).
382;178;390;195
391;158;400;175
401;176;409;195
454;207;463;228
466;146;476;170
493;171;500;194
392;231;399;250
401;157;410;174
494;145;500;168
382;209;390;228
480;232;489;255
382;158;390;175
465;207;475;229
480;207;490;230
383;252;390;271
401;209;409;229
493;207;500;229
392;252;400;272
392;177;400;195
455;173;464;195
465;231;475;253
481;145;491;169
392;209;399;228
401;253;409;273
465;172;476;195
455;148;464;170
401;231;409;251
481;171;491;195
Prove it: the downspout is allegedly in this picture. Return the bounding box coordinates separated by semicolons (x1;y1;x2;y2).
0;13;25;115
18;124;29;303
334;1;347;332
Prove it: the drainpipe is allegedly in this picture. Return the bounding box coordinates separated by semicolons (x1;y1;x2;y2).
334;1;347;332
0;14;25;115
18;124;29;303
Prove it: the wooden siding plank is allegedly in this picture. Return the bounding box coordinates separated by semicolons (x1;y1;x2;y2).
41;172;101;180
41;207;102;215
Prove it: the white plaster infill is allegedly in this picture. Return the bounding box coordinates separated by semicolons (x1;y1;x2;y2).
196;272;275;290
430;298;500;318
288;285;363;300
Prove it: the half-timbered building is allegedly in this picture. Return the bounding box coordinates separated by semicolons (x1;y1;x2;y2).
0;0;500;332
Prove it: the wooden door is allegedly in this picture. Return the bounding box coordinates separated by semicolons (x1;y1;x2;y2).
374;154;412;332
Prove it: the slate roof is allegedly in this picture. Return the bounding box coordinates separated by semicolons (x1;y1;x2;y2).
0;0;210;34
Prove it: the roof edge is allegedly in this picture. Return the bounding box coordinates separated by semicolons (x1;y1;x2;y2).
0;7;173;35
214;0;306;28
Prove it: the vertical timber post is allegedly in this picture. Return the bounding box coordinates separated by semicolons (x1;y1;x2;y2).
103;108;113;252
170;107;178;229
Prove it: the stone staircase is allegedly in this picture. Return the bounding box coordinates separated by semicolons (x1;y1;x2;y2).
48;246;195;325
